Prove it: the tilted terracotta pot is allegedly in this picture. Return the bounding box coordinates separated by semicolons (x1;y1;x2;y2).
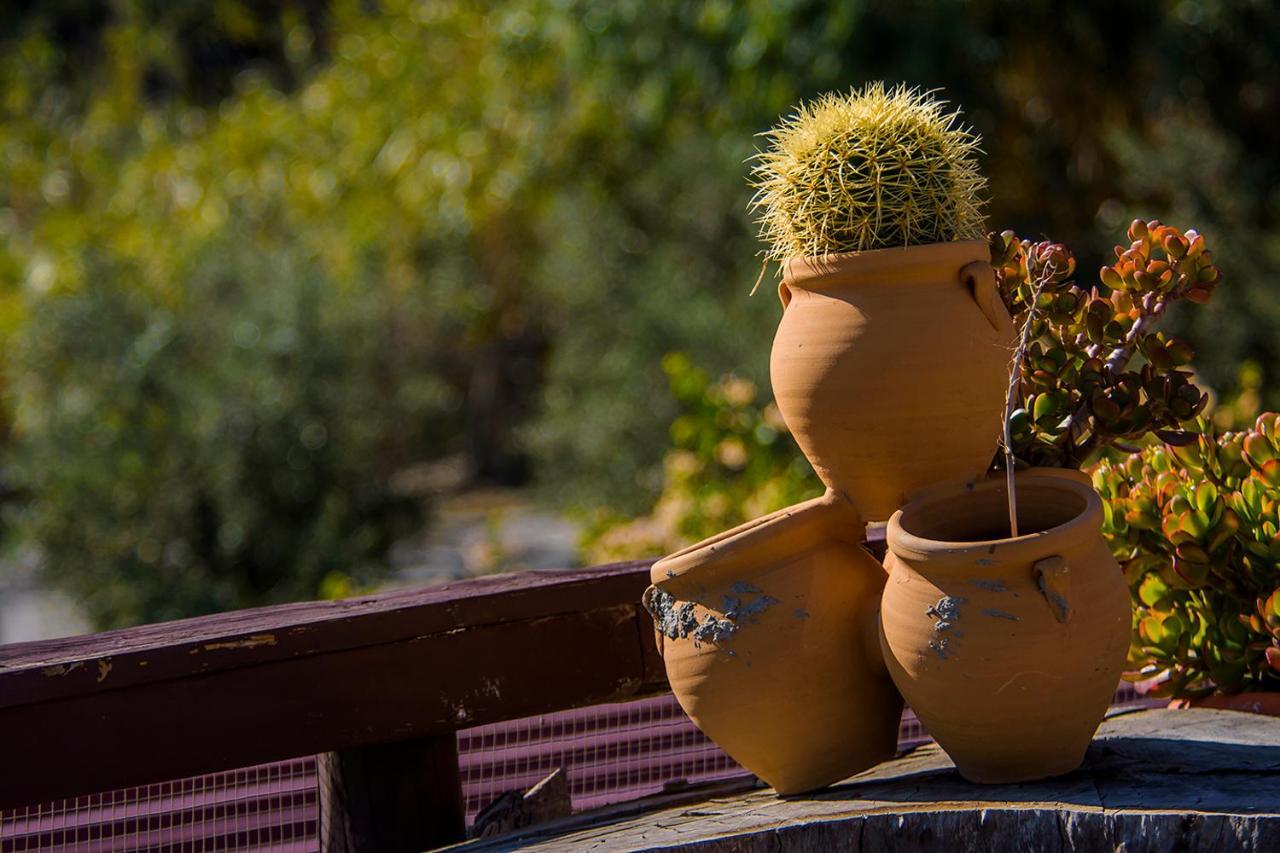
879;473;1130;783
770;240;1015;521
645;490;903;794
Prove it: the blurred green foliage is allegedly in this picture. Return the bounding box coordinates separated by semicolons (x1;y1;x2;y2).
2;0;1278;624
586;353;820;562
7;243;435;628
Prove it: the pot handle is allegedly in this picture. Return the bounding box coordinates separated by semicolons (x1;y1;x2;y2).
961;260;1013;335
1033;555;1072;623
778;281;792;310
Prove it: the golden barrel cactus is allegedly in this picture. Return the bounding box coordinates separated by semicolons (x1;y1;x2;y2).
751;83;987;262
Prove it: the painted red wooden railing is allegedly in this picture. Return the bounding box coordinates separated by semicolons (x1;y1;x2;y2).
0;560;666;850
0;546;1163;851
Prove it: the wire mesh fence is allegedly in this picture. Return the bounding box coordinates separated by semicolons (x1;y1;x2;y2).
0;759;317;853
1;684;1164;851
458;693;739;820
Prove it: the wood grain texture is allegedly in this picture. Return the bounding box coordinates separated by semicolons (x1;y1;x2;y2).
453;708;1280;852
0;561;667;808
0;561;655;707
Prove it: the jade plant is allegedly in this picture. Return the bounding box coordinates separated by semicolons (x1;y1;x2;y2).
1094;416;1280;697
750;83;987;264
993;219;1221;472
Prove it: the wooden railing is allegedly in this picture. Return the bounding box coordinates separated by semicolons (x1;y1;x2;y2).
0;560;666;850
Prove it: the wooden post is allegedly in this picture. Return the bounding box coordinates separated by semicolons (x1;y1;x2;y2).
318;734;466;852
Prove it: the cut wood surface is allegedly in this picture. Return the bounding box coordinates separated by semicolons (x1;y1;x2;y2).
454;708;1280;852
0;561;666;808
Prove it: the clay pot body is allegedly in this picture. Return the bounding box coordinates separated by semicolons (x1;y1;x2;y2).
879;474;1130;783
770;241;1014;521
646;490;903;794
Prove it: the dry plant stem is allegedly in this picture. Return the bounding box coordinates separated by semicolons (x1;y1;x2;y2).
1003;265;1056;536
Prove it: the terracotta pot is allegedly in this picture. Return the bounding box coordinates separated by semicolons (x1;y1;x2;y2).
879;473;1130;783
770;240;1015;521
645;490;903;794
1169;692;1280;716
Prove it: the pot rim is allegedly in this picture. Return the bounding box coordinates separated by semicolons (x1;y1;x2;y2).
782;239;989;293
886;473;1102;565
650;488;863;587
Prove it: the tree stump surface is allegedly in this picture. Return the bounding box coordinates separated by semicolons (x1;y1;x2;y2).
451;708;1280;851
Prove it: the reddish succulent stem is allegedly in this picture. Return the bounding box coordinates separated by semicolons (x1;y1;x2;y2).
1060;294;1173;464
1105;298;1170;374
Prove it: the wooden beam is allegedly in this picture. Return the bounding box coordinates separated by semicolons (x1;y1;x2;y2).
0;561;666;808
0;561;657;708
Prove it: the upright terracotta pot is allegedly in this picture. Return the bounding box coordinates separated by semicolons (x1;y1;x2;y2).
879;473;1130;783
645;490;903;794
770;241;1015;521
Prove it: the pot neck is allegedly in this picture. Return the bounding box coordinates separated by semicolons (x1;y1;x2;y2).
782;240;989;294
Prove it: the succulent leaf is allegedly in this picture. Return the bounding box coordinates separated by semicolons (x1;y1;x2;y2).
1095;414;1280;700
995;219;1219;471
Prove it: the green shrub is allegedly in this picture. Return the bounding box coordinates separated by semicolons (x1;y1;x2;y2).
5;243;440;628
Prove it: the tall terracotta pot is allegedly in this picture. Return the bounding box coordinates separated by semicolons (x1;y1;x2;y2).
645;490;903;794
879;473;1130;783
770;240;1015;521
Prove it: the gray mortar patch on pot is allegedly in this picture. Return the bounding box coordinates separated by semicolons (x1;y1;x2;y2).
645;585;779;645
925;595;965;633
982;608;1020;621
926;595;966;659
692;614;739;643
721;590;780;623
644;587;702;640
